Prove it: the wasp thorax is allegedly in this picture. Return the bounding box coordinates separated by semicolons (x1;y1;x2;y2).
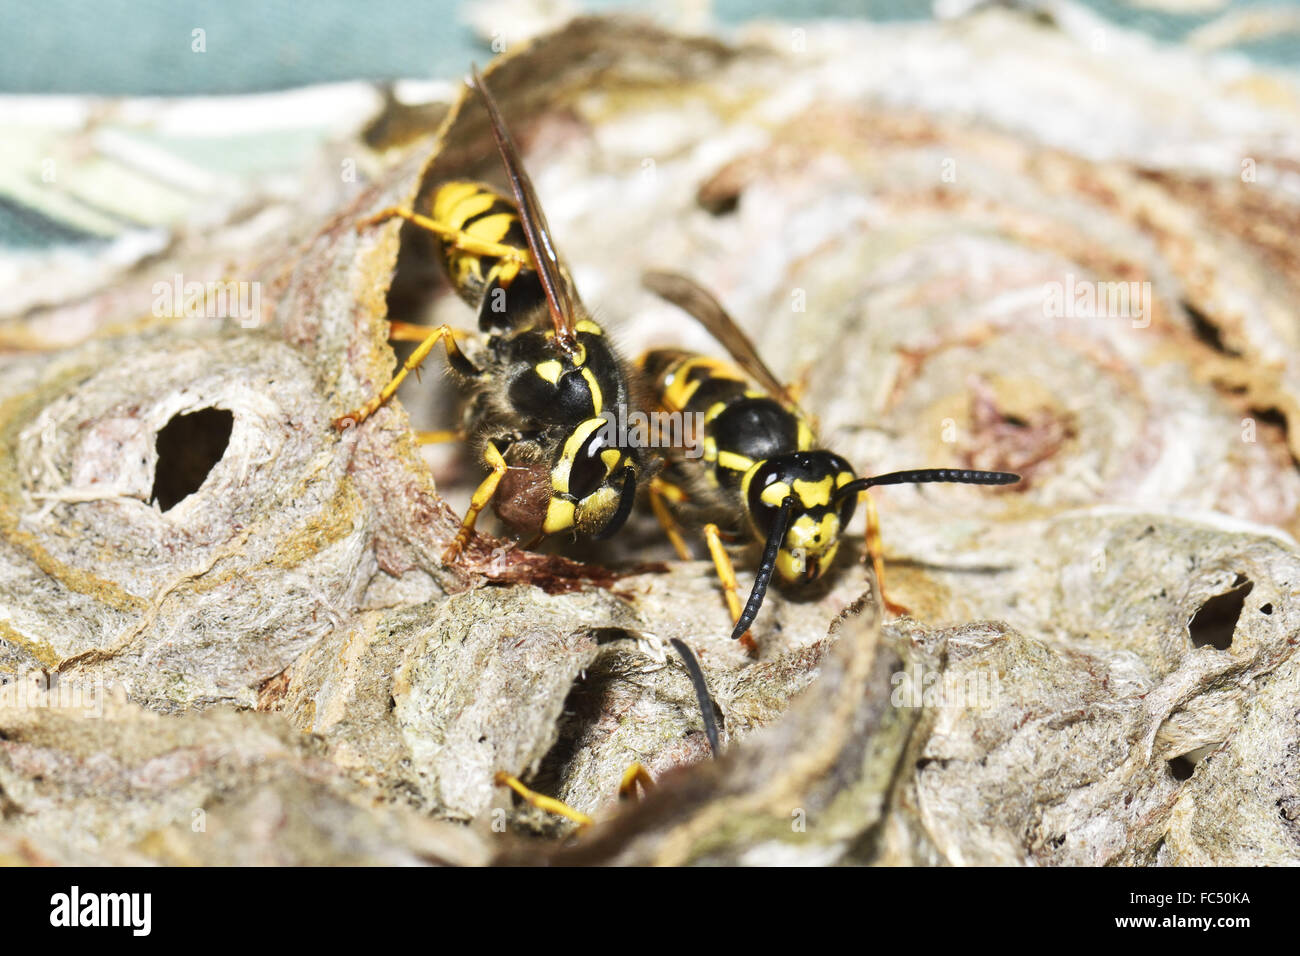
743;451;860;583
543;416;640;538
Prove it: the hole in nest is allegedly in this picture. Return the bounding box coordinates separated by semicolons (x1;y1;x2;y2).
151;408;233;511
1167;743;1220;781
700;191;739;216
1181;299;1242;358
1187;576;1252;651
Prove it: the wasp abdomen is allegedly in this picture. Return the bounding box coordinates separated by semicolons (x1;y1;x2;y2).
430;180;529;310
644;350;810;488
709;398;800;466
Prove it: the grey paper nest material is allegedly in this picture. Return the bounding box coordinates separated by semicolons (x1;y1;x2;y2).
2;9;1300;865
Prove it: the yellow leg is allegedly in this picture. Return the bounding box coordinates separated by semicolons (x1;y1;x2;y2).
649;477;691;561
389;320;444;343
618;763;656;801
334;324;470;431
494;772;592;828
359;206;531;265
704;523;756;653
861;490;909;617
415;428;464;445
443;442;508;563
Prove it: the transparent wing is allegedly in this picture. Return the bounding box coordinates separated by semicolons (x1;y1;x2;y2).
642;270;798;410
471;65;578;350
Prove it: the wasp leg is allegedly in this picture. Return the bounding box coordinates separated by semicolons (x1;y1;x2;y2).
617;762;656;801
334;324;475;431
861;490;910;617
443;441;508;563
414;428;465;445
649;477;692;560
704;523;757;653
359;206;531;265
494;771;592;828
388;320;445;343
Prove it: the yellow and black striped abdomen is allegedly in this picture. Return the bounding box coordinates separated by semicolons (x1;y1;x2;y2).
431;180;529;307
641;349;815;490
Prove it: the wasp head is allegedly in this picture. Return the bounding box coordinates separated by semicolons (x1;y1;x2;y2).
742;451;858;584
543;416;642;539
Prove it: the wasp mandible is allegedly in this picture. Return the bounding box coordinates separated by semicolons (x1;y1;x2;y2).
639;271;1020;648
337;66;645;561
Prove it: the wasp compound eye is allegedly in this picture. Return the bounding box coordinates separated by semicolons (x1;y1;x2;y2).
569;427;614;501
837;490;858;530
744;462;784;537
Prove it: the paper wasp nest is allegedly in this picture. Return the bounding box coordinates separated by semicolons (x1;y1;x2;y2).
2;10;1299;865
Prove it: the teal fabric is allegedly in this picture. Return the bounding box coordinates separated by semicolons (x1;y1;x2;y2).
0;0;1295;248
1;0;1295;95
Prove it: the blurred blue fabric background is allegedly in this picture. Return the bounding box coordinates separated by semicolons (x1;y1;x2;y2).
0;0;1295;250
1;0;1296;95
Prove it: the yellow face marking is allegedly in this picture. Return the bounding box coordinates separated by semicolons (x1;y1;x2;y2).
600;448;621;470
717;451;754;473
543;496;576;534
581;368;603;415
760;480;792;507
552;417;606;495
792;476;833;507
786;512;837;551
776;540;840;582
835;471;854;488
776;548;804;580
575;319;602;335
535;360;563;385
773;513;841;582
796;419;815;451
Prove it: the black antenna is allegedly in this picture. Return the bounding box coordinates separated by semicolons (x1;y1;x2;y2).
835;468;1020;504
668;638;721;758
731;495;796;641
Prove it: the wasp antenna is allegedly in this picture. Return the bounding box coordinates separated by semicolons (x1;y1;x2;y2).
668;638;721;759
835;469;1020;504
731;495;796;641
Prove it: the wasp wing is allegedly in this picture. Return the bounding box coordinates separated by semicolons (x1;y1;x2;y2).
642;270;799;411
470;65;578;351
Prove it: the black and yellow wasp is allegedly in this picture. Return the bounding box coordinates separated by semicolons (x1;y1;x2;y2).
336;66;643;562
336;68;719;824
639;271;1021;648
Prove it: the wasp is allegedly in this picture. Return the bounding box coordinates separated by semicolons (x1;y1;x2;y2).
336;69;720;827
336;66;643;561
639;271;1021;648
